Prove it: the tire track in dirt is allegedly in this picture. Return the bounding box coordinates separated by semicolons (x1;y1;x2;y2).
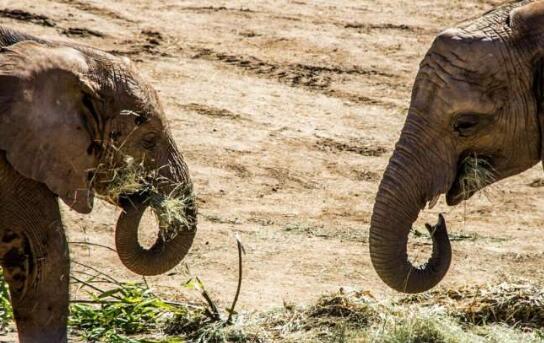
181;103;242;120
0;9;56;27
108;29;167;57
283;222;369;243
263;166;319;190
175;5;302;22
61;27;104;38
110;31;400;108
315;137;387;157
190;48;333;89
353;169;380;181
176;6;254;14
343;22;428;33
189;47;399;107
51;0;135;23
325;162;380;183
41;6;407;110
166;3;318;25
0;8;107;39
177;3;427;35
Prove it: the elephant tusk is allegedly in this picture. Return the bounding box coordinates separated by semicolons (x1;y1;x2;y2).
428;194;440;209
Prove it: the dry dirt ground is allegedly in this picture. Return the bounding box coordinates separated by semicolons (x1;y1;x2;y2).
1;0;542;321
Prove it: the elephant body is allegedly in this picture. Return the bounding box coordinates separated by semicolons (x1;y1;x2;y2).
0;27;197;341
370;0;544;293
0;153;69;342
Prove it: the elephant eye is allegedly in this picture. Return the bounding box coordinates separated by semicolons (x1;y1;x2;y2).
141;133;158;150
135;115;148;126
453;113;491;137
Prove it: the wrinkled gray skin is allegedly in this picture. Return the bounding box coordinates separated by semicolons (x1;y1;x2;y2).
370;0;544;294
0;27;196;342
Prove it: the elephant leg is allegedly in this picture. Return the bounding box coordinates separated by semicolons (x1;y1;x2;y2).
0;156;69;342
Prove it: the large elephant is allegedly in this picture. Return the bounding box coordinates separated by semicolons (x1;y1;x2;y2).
370;0;544;293
0;27;197;341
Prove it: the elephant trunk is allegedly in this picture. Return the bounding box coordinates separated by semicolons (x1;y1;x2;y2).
369;119;453;293
115;186;196;276
115;141;197;276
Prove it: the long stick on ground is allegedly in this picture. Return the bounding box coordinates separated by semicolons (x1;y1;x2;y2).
227;234;246;324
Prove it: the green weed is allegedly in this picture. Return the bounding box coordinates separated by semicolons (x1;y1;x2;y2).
69;282;174;341
0;271;12;334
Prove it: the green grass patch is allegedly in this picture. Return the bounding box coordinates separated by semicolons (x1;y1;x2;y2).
69;282;174;342
0;271;12;334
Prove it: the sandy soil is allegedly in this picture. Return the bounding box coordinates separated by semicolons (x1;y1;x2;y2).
1;0;542;317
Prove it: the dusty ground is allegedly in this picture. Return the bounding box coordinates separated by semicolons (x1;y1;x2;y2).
1;0;543;318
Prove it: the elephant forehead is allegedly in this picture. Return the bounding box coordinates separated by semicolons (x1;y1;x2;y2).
428;28;507;78
411;71;503;117
433;28;500;54
414;43;508;116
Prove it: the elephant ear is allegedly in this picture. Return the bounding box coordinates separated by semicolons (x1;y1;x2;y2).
0;41;103;213
509;2;544;162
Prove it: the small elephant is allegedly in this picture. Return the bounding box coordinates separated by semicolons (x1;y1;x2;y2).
0;27;197;341
370;1;544;293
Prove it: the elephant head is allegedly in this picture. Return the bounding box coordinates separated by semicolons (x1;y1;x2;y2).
0;39;196;276
370;0;544;293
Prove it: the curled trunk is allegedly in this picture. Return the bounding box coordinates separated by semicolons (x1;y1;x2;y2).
369;130;452;293
115;190;197;276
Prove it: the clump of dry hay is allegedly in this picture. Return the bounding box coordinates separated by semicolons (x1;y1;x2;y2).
150;190;196;240
306;290;378;328
162;283;544;342
402;282;544;329
92;151;195;236
376;306;473;343
458;154;495;199
255;289;379;341
98;155;148;203
80;282;544;342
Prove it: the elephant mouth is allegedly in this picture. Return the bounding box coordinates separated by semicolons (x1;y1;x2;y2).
117;187;153;209
446;153;495;206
